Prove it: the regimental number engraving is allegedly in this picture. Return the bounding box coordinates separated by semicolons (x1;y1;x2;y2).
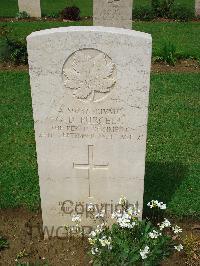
108;0;120;3
73;145;109;198
63;49;116;102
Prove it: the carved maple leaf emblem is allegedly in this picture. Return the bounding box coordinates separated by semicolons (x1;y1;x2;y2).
63;49;116;102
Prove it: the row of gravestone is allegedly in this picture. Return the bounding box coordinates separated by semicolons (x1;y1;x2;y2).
18;0;200;20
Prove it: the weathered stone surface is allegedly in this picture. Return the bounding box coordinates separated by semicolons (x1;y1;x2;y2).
27;26;152;237
196;0;200;16
18;0;41;17
93;0;133;29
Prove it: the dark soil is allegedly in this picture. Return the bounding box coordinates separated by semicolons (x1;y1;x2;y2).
0;17;92;23
0;208;200;266
0;17;62;22
0;60;199;73
0;208;90;266
0;63;28;72
0;17;199;23
149;17;200;23
152;60;200;73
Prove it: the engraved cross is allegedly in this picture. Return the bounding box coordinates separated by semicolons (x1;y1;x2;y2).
73;145;109;198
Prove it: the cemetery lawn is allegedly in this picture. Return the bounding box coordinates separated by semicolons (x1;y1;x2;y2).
0;0;194;18
0;71;199;218
0;21;200;60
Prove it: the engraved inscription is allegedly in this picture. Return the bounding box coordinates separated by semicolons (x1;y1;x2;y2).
39;107;144;141
73;145;109;198
108;0;120;2
63;49;116;102
93;0;132;26
107;0;121;8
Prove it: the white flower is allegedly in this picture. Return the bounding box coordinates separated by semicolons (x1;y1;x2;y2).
111;212;116;219
99;236;112;248
147;200;155;208
90;231;96;238
112;208;138;229
127;206;134;216
159;218;171;230
88;224;105;244
117;213;134;229
159;202;167;210
127;206;140;217
174;244;183;252
95;209;105;219
88;238;96;245
95;223;105;234
72;214;81;223
140;246;150;260
95;247;99;253
87;203;95;211
147;200;159;208
99;238;106;246
172;225;182;234
147;200;167;210
91;247;99;255
119;196;127;206
148;230;161;239
111;210;122;219
108;244;112;250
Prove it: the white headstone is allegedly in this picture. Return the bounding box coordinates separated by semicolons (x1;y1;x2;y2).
18;0;41;18
195;0;200;16
27;26;152;237
93;0;133;29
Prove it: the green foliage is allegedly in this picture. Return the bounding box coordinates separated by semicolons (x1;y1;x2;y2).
60;6;80;21
15;11;30;19
43;12;59;18
0;236;9;250
88;199;182;266
152;0;175;17
157;42;177;65
0;25;27;65
151;0;194;20
1;21;199;60
133;7;155;21
133;4;194;21
169;6;194;21
91;222;172;265
5;38;28;64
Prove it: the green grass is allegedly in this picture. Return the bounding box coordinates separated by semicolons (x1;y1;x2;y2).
0;21;200;59
0;72;39;209
0;0;195;18
0;71;199;217
133;22;200;58
144;73;200;217
0;235;9;250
